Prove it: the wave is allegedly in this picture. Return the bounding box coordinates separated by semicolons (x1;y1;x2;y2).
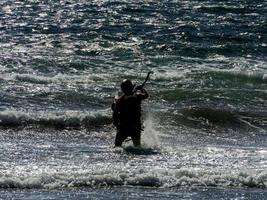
0;110;112;129
182;107;239;124
196;5;256;15
0;106;265;131
152;68;267;88
14;73;110;84
187;70;267;89
158;69;267;108
15;74;53;84
180;107;267;129
0;168;266;189
207;70;267;83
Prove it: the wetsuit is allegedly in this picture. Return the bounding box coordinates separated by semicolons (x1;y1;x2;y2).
113;90;148;146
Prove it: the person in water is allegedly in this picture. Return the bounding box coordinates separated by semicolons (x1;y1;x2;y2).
112;79;149;147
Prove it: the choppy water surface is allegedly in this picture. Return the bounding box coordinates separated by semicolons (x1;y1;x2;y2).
0;0;266;199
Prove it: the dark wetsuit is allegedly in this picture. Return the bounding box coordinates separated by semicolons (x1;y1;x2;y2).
113;90;148;146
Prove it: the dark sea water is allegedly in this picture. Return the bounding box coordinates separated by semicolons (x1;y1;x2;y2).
0;0;266;199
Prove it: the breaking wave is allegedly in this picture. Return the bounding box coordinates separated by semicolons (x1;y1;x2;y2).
0;110;112;129
0;168;266;189
15;74;53;84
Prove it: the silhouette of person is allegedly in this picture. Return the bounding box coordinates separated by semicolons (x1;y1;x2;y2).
112;79;149;147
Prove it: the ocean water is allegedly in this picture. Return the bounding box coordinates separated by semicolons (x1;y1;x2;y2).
0;0;266;199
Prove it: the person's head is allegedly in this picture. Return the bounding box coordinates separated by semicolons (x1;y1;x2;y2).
121;79;133;95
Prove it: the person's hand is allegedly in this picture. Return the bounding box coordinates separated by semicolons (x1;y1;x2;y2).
135;85;143;91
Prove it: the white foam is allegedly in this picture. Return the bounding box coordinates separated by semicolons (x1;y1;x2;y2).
0;168;265;189
14;73;112;84
0;109;111;128
15;74;53;84
152;69;186;80
229;70;267;81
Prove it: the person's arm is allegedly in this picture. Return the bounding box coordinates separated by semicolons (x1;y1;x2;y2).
136;87;149;100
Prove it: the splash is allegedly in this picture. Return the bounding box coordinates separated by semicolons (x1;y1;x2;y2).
142;114;160;147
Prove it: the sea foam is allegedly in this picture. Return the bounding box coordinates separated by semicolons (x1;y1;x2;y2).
0;168;265;189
